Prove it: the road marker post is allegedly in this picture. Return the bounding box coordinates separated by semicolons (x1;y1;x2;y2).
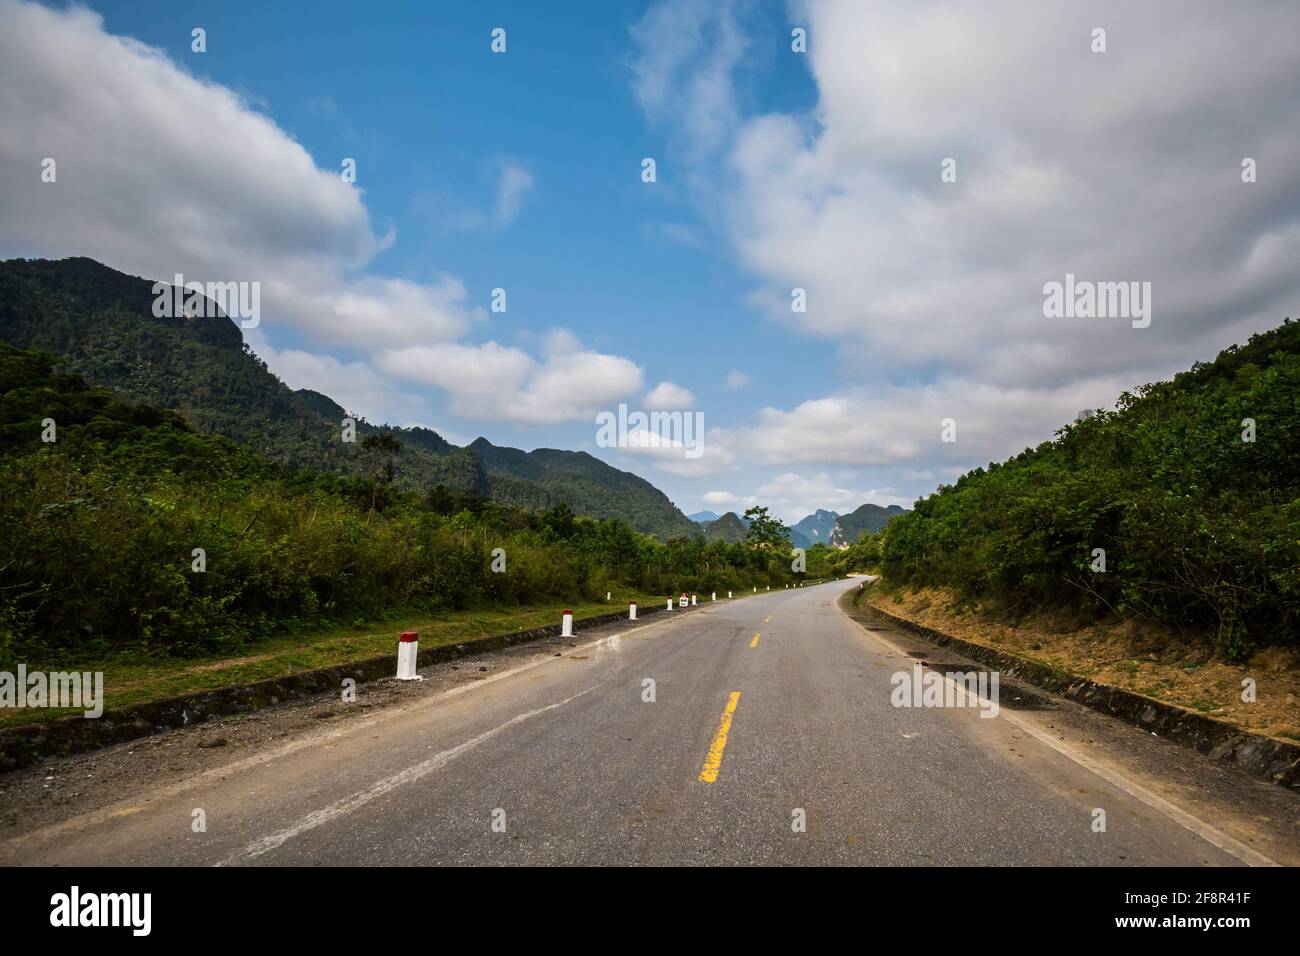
396;631;420;680
606;591;611;602
629;601;637;620
691;593;697;605
561;609;573;638
711;591;716;601
728;590;732;598
667;596;673;611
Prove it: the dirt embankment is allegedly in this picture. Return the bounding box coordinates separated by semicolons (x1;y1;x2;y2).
865;586;1300;743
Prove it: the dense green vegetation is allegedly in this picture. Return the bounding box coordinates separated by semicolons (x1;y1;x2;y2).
0;256;699;539
879;320;1300;659
0;344;805;665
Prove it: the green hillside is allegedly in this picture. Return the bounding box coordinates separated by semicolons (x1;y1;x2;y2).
0;257;696;538
880;319;1300;658
0;343;798;662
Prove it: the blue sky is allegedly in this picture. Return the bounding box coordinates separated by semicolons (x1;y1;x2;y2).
4;0;1298;522
94;0;831;414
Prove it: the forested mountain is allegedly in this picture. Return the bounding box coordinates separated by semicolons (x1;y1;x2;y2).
688;510;720;524
881;319;1300;657
701;511;749;544
830;503;909;546
792;509;838;545
0;257;696;538
468;437;698;537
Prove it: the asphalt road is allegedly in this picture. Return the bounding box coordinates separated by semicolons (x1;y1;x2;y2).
1;579;1276;865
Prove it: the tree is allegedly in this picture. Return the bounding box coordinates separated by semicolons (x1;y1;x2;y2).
360;432;402;484
743;505;789;550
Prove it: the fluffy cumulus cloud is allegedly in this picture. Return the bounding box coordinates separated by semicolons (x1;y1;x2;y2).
375;338;643;426
702;489;753;508
633;0;1300;497
0;0;634;427
731;1;1300;379
644;381;695;409
737;373;1140;471
753;472;909;523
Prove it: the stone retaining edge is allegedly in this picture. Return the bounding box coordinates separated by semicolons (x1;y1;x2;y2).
845;589;1300;790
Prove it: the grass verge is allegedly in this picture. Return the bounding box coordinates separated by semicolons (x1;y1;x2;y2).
0;592;670;729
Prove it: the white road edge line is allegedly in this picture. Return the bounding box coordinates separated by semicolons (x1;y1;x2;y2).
218;685;601;865
860;622;1281;867
2;608;695;853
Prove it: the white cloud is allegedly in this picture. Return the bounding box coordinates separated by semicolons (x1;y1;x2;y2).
725;369;750;389
629;0;747;164
739;374;1133;469
244;328;424;426
644;381;695;409
720;0;1300;388
701;490;755;510
0;1;466;349
630;0;1300;499
376;338;644;426
494;158;534;225
616;421;737;476
0;1;638;429
754;472;909;524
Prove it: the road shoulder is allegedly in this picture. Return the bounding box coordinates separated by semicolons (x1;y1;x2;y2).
837;585;1300;865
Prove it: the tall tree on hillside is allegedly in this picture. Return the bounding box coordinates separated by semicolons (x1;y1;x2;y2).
360;432;402;484
360;432;402;514
743;505;789;550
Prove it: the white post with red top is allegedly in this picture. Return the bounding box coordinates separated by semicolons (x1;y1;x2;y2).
561;609;573;638
396;630;419;680
629;601;637;620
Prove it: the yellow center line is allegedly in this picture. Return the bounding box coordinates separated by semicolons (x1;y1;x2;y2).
698;691;741;783
749;632;761;648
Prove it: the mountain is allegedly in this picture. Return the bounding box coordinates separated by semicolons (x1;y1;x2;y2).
699;511;805;547
688;510;720;524
0;256;697;539
789;528;812;549
701;511;749;543
830;503;909;547
467;437;697;537
792;509;838;545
